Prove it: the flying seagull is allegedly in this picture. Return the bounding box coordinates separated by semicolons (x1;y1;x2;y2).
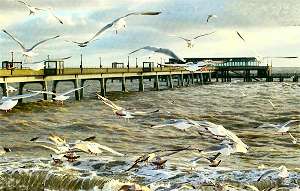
170;31;216;48
0;92;41;112
257;165;289;182
66;11;161;47
129;46;185;62
236;31;246;42
22;60;45;71
17;1;63;24
27;85;88;104
6;85;17;93
206;14;217;23
2;29;59;58
96;93;159;119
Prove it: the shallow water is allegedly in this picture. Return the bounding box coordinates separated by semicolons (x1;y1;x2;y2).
0;79;299;190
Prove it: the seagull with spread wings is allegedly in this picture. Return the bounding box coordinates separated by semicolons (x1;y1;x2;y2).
96;93;159;119
30;134;123;162
17;1;63;24
129;46;185;62
0;92;41;112
65;11;161;47
27;85;88;105
170;31;215;48
2;29;59;58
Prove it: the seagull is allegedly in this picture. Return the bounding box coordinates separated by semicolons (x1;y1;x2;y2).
17;0;45;15
96;93;159;119
17;1;63;24
0;92;41;112
27;85;88;104
151;119;200;131
205;152;222;167
66;11;161;47
169;31;216;48
197;121;248;151
206;14;217;23
129;46;185;62
257;120;300;133
257;165;289;182
2;29;60;58
126;147;191;171
30;134;123;161
236;31;245;42
0;147;11;156
236;31;262;62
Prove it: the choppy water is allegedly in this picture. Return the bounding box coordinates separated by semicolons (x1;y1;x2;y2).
0;79;299;190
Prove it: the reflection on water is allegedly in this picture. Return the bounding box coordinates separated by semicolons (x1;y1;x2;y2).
0;80;299;190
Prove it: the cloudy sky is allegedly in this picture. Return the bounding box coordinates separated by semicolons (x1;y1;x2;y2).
1;0;300;67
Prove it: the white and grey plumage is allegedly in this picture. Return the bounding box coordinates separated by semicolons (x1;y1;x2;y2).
27;85;88;104
66;11;161;47
257;120;300;133
151;119;199;131
6;85;17;93
17;0;45;15
129;46;185;62
160;61;208;72
23;60;45;71
206;14;217;23
97;93;159;119
0;92;41;111
170;31;215;48
17;1;63;24
30;134;124;157
257;165;289;182
2;30;59;57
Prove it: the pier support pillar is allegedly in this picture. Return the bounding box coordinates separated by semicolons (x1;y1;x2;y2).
41;81;48;100
208;72;212;82
200;73;204;85
154;75;160;91
100;78;106;96
1;83;8;97
52;81;59;99
196;74;200;83
73;79;80;101
180;74;184;86
80;80;85;99
191;74;194;84
18;82;25;103
139;76;144;92
121;77;126;92
169;75;174;88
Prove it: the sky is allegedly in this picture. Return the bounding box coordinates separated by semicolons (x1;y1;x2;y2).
1;0;300;67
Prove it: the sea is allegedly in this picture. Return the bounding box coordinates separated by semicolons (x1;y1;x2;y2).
0;70;299;190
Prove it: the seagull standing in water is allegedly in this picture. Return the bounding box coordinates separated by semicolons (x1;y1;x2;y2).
96;93;159;119
0;92;41;112
169;31;216;48
2;30;59;58
129;46;185;62
66;11;161;47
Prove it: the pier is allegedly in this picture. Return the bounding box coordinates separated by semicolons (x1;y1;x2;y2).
0;57;298;101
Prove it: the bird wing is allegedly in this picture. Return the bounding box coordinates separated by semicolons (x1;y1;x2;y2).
47;9;63;24
169;35;190;42
86;11;160;43
130;46;184;62
96;93;123;110
159;63;187;67
236;31;246;42
2;30;26;51
26;89;56;96
10;92;40;100
282;120;300;128
129;46;159;55
85;22;114;43
29;35;60;51
60;85;87;96
91;142;124;156
193;31;216;39
131;109;159;116
257;169;276;181
39;145;64;154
